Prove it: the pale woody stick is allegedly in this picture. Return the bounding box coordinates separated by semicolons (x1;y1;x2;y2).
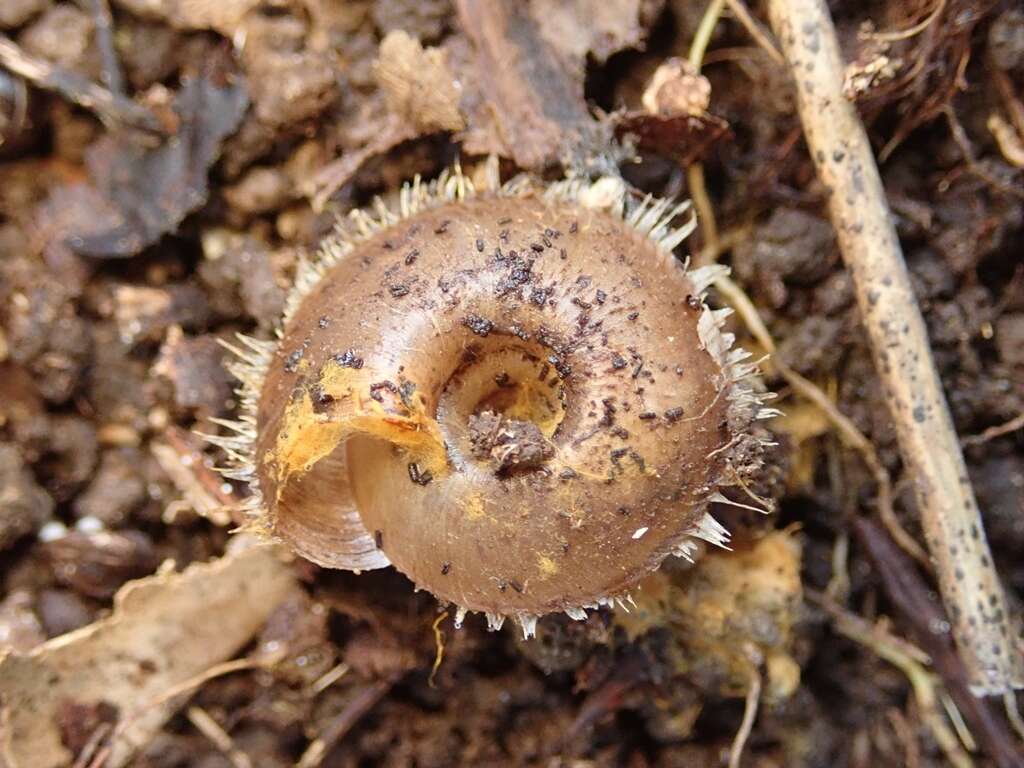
766;0;1023;695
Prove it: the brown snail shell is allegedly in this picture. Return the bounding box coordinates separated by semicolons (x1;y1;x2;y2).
214;164;775;635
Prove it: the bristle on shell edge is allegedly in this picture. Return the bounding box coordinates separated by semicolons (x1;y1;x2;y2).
209;158;777;635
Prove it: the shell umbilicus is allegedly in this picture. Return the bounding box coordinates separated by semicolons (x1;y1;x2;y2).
215;163;775;636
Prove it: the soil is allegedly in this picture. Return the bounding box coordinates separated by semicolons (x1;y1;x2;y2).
468;411;555;472
1;1;1023;766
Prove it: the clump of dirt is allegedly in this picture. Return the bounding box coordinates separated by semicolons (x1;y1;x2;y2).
467;410;554;472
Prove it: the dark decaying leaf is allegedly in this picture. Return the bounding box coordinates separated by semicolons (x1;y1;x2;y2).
613;111;730;165
65;74;248;259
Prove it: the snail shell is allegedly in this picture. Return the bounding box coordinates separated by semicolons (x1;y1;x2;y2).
215;164;775;635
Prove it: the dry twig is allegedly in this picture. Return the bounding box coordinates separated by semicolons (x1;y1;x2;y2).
723;0;785;66
687;0;928;567
296;675;399;768
685;0;783;266
767;0;1023;697
962;413;1024;447
887;707;923;768
0;33;162;134
992;67;1024;140
71;724;113;768
809;591;973;767
854;518;1024;767
866;0;947;43
79;0;125;96
943;107;1024;200
1005;694;1024;743
186;707;252;768
308;662;350;696
685;0;726;261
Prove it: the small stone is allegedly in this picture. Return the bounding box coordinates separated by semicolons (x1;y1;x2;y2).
0;591;45;653
0;0;49;29
37;589;94;638
18;6;96;75
0;443;54;550
72;449;147;527
42;530;158;599
153;328;234;417
198;231;288;327
223;166;292;216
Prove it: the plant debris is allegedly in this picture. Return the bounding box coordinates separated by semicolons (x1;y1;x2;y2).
61;72;248;258
0;541;298;768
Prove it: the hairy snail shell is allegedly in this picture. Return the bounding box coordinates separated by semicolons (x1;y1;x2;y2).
214;162;775;636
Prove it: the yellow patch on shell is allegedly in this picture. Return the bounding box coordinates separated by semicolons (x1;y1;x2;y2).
536;554;559;578
270;360;448;497
463;494;487;521
499;376;564;439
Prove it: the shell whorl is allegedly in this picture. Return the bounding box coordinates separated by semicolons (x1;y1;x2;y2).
214;164;775;635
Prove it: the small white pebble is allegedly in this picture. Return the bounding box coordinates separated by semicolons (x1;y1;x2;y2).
75;516;104;534
632;526;649;539
38;520;69;543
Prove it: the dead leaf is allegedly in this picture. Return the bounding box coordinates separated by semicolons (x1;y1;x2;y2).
375;31;465;133
610;55;729;165
613;110;730;165
0;541;298;768
455;0;657;168
63;74;248;259
529;0;649;65
304;117;419;212
455;0;592;168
